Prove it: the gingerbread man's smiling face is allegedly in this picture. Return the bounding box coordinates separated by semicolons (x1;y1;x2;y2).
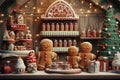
68;46;78;56
80;42;92;53
40;39;53;51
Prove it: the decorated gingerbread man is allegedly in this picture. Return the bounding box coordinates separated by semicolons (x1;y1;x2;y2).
79;42;96;70
37;39;57;70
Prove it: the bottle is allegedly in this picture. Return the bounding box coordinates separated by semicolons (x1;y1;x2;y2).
46;23;50;31
51;23;55;31
59;40;62;47
74;22;78;31
63;40;67;47
56;23;59;31
61;23;64;31
65;23;69;31
42;23;46;31
70;22;73;31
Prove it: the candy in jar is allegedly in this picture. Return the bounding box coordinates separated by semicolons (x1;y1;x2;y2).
74;22;78;31
59;40;62;47
68;40;72;47
54;39;58;47
63;40;67;47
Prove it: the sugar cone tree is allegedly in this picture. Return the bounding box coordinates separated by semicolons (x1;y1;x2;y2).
97;4;120;60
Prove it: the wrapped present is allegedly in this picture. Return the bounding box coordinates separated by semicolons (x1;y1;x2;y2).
98;56;109;72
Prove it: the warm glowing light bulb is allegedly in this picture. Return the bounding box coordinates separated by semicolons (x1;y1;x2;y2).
0;20;3;23
25;5;27;8
34;19;37;21
36;34;39;37
101;6;104;8
37;17;40;19
89;3;92;6
79;9;83;11
1;14;4;17
33;7;36;9
37;9;40;13
28;1;30;4
96;3;99;5
94;9;97;12
90;6;92;8
87;10;91;13
81;0;84;4
41;2;43;5
81;12;84;14
85;15;88;16
30;14;33;16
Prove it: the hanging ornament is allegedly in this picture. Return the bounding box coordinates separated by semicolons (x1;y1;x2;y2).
119;35;120;37
107;33;111;37
116;21;119;24
118;30;120;34
108;51;111;54
112;46;115;50
108;18;110;21
113;28;116;32
104;28;108;31
104;43;108;47
102;46;106;50
119;47;120;50
109;4;112;8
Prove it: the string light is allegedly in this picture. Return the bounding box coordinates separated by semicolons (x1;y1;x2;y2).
30;14;33;16
87;10;91;13
36;34;39;37
96;3;99;5
1;14;4;17
0;20;3;23
41;2;43;5
89;3;92;6
37;9;40;13
37;17;40;19
28;1;30;4
85;14;88;17
81;12;84;14
81;0;84;4
101;6;104;8
34;19;37;21
90;6;92;8
32;6;36;10
79;9;83;11
94;9;97;12
25;5;27;8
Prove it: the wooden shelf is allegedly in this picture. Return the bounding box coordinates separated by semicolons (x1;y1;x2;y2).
0;71;120;79
52;47;79;52
3;39;15;43
0;50;34;56
40;31;79;37
11;24;26;30
80;37;102;40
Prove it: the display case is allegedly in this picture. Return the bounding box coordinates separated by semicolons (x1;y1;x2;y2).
39;0;80;53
